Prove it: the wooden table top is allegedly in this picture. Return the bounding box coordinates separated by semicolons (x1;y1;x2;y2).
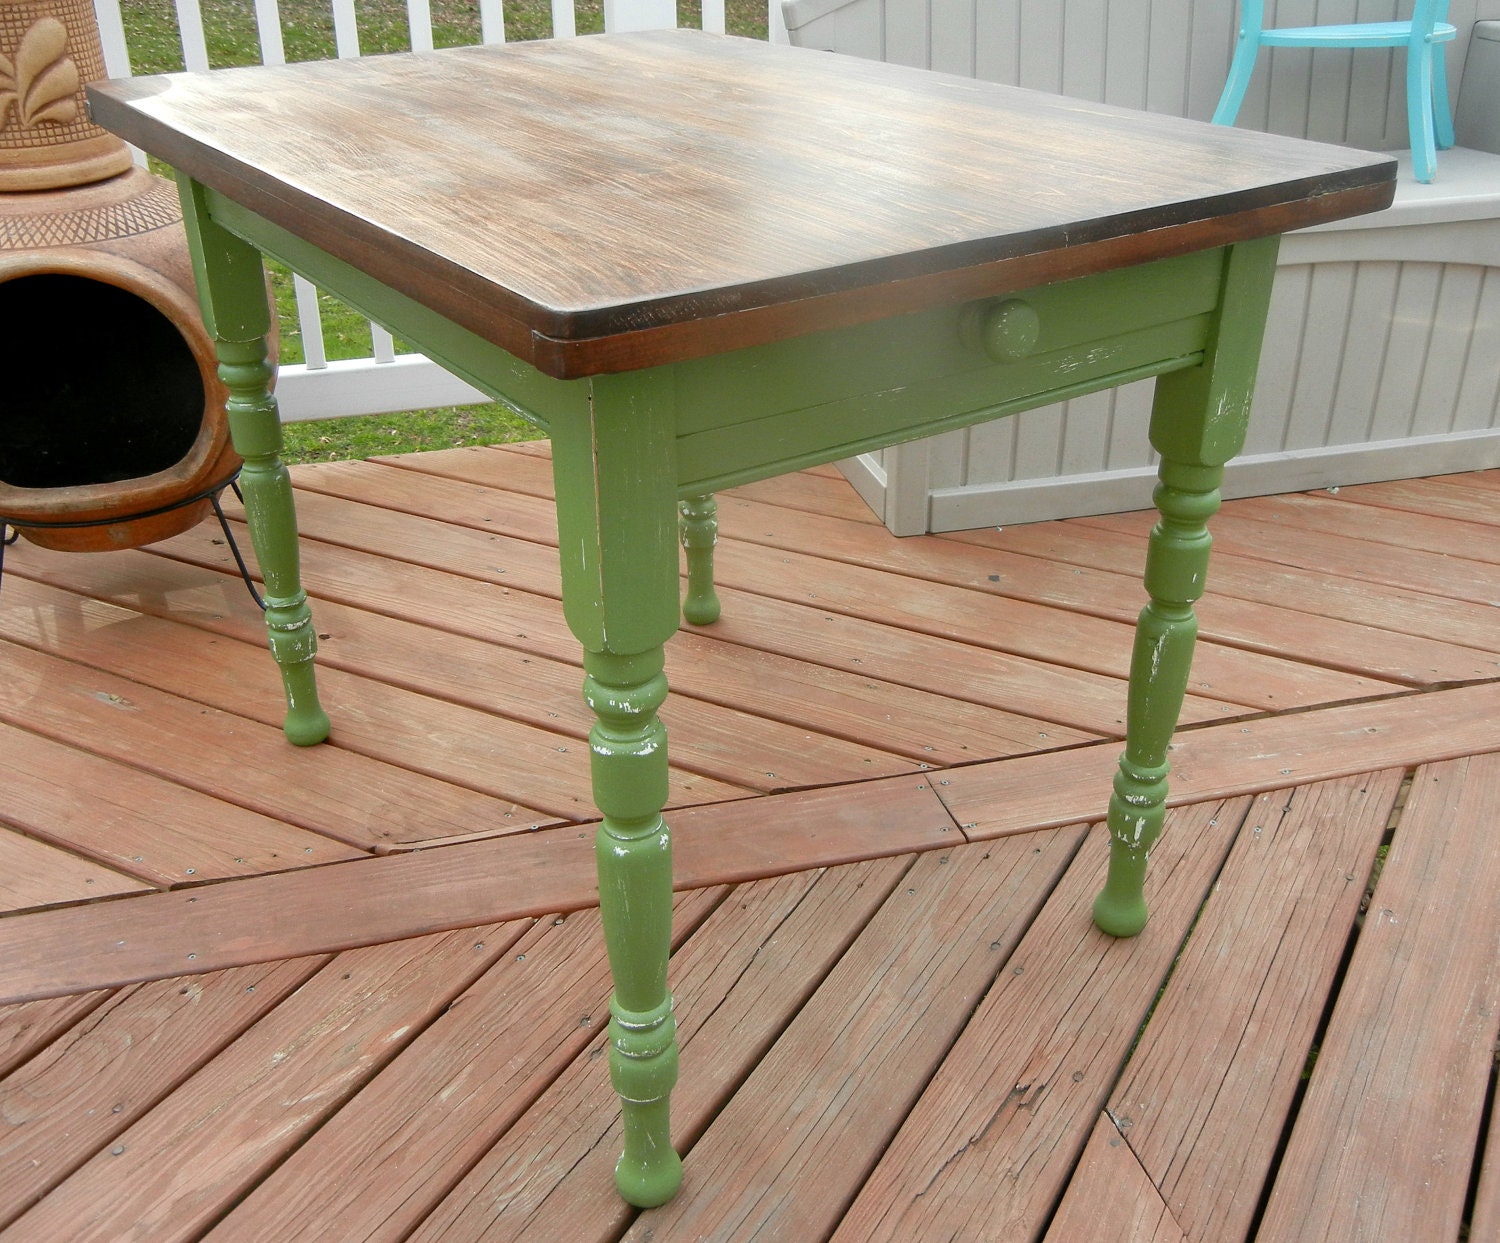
89;30;1396;378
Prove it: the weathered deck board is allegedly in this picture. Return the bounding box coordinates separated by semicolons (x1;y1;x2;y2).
977;515;1500;656
1319;475;1500;528
1107;772;1403;1243
1225;490;1500;567
942;523;1500;683
0;824;148;914
0;776;955;1004
625;828;1088;1242
1042;1115;1187;1243
210;887;727;1243
0;637;534;852
0;993;110;1080
1088;506;1500;609
710;494;1450;688
0;453;1496;1242
386;446;1405;710
283;459;1216;734
1255;753;1500;1243
833;798;1251;1242
0;958;327;1231
0;719;364;886
0;928;520;1243
408;858;913;1243
9;546;743;809
938;680;1500;839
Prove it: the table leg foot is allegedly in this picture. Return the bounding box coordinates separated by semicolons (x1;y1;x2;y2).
679;493;720;626
611;1007;684;1207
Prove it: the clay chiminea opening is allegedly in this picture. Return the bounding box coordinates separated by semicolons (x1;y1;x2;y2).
3;274;205;492
1;0;248;557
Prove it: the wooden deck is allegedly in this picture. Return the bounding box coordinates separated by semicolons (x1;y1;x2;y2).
1;441;1498;1241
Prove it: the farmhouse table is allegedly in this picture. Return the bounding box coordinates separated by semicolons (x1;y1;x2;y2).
88;29;1395;1208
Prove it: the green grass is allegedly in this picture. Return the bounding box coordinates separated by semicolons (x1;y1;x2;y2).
122;0;768;462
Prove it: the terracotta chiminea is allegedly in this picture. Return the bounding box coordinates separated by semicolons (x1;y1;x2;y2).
0;0;244;553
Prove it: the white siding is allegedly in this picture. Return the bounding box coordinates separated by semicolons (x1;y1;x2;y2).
783;0;1500;530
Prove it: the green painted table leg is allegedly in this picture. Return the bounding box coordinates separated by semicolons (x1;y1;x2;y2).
1094;459;1220;936
178;177;330;747
679;492;720;626
1094;237;1280;937
552;371;684;1207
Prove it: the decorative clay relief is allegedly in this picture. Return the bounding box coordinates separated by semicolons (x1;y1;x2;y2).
0;17;79;131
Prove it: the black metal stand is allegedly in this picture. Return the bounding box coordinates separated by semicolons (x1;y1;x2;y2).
0;470;265;609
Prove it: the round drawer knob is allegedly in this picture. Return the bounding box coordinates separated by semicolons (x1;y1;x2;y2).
962;298;1042;362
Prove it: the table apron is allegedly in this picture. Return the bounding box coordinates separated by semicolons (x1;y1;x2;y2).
201;186;1241;500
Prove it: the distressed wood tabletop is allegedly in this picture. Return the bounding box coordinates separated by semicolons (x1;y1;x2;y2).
88;29;1396;377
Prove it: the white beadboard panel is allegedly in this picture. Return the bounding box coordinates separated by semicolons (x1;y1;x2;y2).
785;0;1500;142
1453;268;1500;430
1282;262;1357;453
1421;263;1485;432
929;428;1500;530
911;256;1500;532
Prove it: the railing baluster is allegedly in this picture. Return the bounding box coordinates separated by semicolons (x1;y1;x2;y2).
478;0;507;43
331;0;360;58
173;0;211;71
293;275;329;370
407;0;434;52
253;0;286;65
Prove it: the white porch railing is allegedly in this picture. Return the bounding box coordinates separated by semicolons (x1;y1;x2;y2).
92;0;766;421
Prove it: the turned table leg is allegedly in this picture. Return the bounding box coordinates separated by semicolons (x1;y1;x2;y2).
552;370;684;1207
178;177;329;747
1093;237;1279;936
678;492;720;626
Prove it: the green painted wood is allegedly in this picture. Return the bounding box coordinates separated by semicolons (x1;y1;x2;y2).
203;190;584;435
549;369;684;1207
1095;238;1281;938
177;178;330;748
674;316;1212;496
670;249;1225;438
678;493;721;626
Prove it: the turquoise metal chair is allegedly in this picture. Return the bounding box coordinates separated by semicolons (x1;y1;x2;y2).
1213;1;1457;182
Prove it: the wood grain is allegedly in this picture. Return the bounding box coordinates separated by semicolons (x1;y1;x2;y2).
411;858;911;1243
939;680;1500;839
1255;754;1500;1243
0;958;326;1229
88;31;1392;377
622;829;1087;1242
943;521;1500;684
1042;1114;1188;1243
0;927;518;1243
0;718;363;886
1110;772;1403;1243
0;992;111;1080
0;775;955;1004
209;888;725;1243
833;797;1251;1242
